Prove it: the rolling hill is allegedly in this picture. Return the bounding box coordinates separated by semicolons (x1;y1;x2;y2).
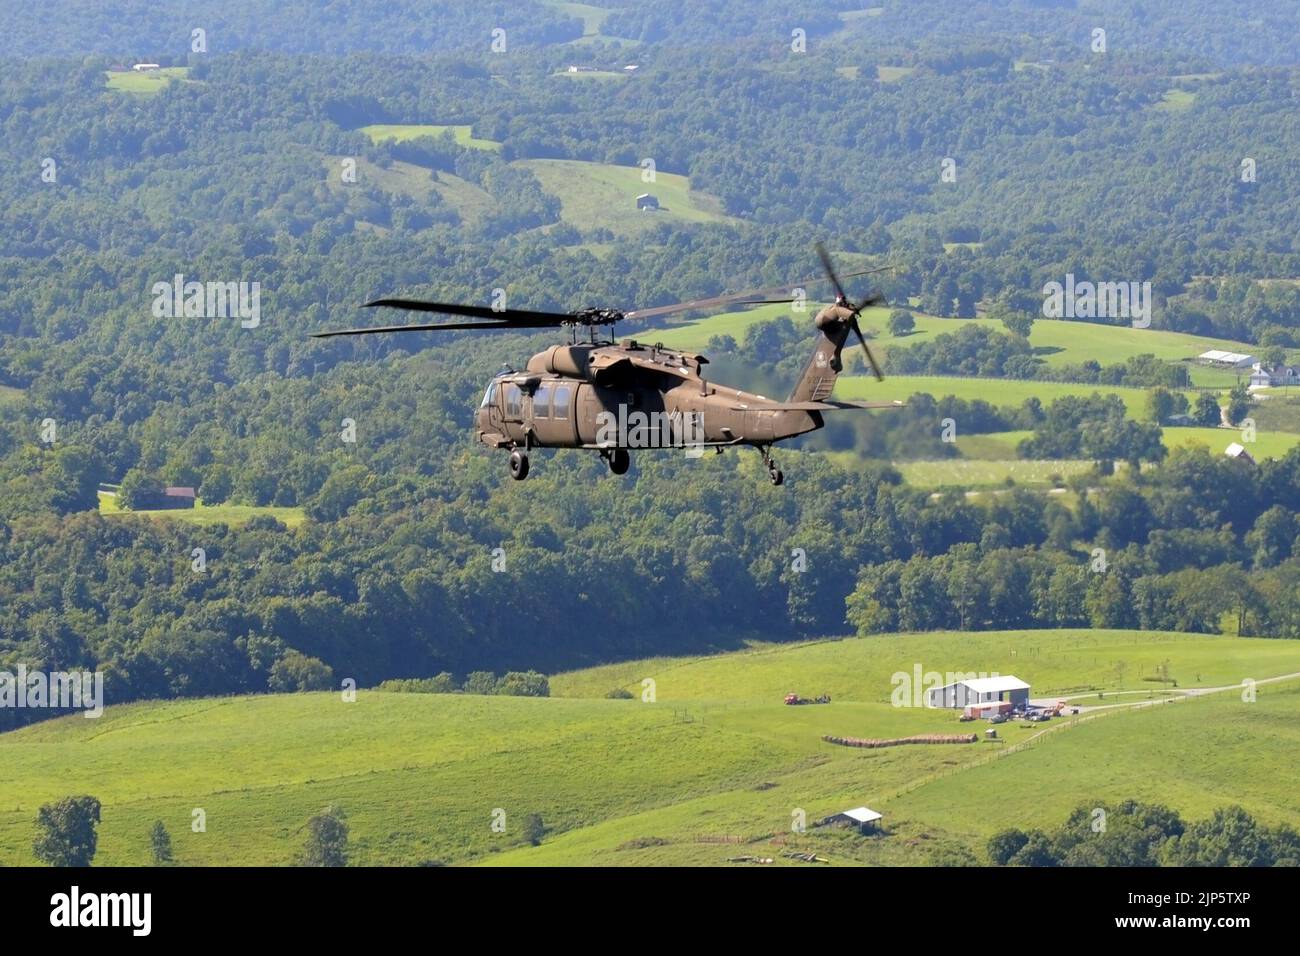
4;629;1298;867
515;159;737;236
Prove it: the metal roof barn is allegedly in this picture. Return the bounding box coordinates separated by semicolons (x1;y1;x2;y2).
928;675;1030;709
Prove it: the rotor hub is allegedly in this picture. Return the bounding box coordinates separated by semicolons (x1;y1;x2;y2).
570;308;625;327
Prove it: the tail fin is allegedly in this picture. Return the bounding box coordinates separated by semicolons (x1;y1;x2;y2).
787;307;853;403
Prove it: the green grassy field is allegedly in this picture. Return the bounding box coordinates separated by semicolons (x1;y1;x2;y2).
644;300;795;349
323;156;433;198
553;69;626;80
887;458;1091;488
876;65;916;82
0;384;21;404
834;373;1190;416
4;629;1299;866
516;159;736;236
645;304;1264;388
909;426;1298;464
826;425;1295;493
358;124;502;151
322;156;496;224
1155;89;1197;111
104;67;191;94
98;492;306;528
1162;426;1300;459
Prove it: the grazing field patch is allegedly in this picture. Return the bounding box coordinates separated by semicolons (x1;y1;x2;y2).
358;124;501;151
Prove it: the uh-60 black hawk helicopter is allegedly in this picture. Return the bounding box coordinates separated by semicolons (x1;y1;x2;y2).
313;244;902;485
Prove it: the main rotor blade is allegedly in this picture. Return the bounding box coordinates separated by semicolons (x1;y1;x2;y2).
312;320;549;338
364;298;576;325
625;295;789;322
624;266;889;322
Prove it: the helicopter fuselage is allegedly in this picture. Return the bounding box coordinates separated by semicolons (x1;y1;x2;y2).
474;340;823;455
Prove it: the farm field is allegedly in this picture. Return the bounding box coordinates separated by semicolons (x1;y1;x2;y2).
887;458;1091;488
1161;426;1300;459
826;424;1295;493
909;425;1296;463
3;630;1298;867
515;159;736;236
97;492;306;528
357;124;502;151
646;304;1266;387
834;374;1189;417
322;156;496;223
553;69;626;80
104;67;191;94
322;156;434;199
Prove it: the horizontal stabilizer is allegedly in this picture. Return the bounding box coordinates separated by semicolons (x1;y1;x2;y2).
729;400;904;412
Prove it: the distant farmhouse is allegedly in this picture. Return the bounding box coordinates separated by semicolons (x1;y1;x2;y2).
1249;362;1300;389
566;65;599;73
1197;349;1256;369
927;675;1030;710
1225;443;1256;466
132;63;161;72
636;193;659;211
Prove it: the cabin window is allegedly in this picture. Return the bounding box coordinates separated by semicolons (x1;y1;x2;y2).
553;386;571;420
505;385;522;419
480;382;499;408
533;384;551;419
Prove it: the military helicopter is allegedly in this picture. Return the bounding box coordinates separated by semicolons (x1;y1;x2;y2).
313;244;902;485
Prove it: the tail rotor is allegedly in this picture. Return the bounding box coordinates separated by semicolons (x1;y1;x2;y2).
815;242;886;381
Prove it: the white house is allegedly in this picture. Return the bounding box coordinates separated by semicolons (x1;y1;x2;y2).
132;63;161;72
1249;363;1300;388
927;675;1030;709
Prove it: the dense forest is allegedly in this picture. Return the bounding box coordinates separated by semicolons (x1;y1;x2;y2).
3;6;1300;724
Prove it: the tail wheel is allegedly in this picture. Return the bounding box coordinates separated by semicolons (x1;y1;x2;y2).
608;447;630;475
769;466;784;486
509;450;530;481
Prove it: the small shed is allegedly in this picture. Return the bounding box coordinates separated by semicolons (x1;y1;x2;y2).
636;193;659;211
821;807;883;833
163;486;198;509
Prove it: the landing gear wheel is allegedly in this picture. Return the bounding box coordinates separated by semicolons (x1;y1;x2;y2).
608;447;630;475
509;450;530;481
760;447;784;486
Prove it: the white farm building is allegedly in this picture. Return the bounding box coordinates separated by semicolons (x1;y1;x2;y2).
927;675;1030;710
1197;349;1256;369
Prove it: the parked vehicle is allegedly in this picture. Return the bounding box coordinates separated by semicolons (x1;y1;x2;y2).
784;693;831;706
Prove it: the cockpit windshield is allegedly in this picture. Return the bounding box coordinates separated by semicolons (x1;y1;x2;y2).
480;382;499;408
